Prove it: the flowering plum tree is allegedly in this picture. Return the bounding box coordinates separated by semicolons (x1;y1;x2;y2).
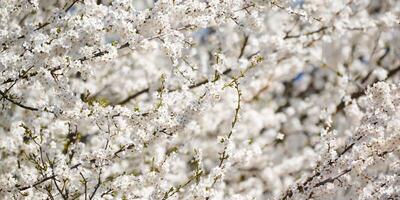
0;0;399;199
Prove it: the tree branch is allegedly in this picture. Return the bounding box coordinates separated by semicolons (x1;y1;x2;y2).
0;89;39;111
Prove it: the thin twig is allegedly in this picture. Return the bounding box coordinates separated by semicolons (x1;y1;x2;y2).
89;170;102;200
0;89;39;111
17;175;56;191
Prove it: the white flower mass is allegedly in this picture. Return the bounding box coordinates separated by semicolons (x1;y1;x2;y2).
0;0;399;199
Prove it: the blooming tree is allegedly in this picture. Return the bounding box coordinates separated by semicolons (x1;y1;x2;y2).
0;0;399;199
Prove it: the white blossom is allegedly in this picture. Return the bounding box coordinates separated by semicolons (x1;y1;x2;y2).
0;0;399;199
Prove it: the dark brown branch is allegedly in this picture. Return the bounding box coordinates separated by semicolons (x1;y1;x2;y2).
377;47;390;66
238;35;249;59
51;171;67;200
313;168;352;187
80;172;88;200
17;175;56;191
283;26;328;40
116;88;149;105
89;170;102;200
0;90;39;111
113;143;135;158
33;22;50;31
65;0;80;13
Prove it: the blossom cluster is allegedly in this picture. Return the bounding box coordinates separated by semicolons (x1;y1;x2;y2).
0;0;399;199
